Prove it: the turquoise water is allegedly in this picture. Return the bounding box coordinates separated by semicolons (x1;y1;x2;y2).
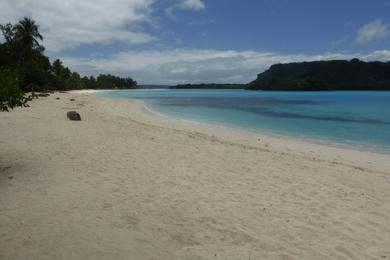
94;90;390;151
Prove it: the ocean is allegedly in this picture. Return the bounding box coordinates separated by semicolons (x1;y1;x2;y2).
94;89;390;152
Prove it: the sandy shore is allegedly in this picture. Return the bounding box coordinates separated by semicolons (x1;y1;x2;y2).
1;91;389;260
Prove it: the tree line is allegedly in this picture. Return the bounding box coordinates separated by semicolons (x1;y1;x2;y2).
0;18;137;111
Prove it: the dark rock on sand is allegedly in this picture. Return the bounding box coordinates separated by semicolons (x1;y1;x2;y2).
67;111;81;121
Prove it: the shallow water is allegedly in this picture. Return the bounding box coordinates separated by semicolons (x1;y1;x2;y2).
94;89;390;151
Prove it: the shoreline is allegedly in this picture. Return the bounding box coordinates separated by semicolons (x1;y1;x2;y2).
84;89;390;155
1;91;390;259
138;98;390;155
85;91;390;173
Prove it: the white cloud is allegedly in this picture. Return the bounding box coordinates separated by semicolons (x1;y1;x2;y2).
179;0;206;10
0;0;156;52
165;0;205;18
2;1;389;85
356;19;390;44
60;49;390;85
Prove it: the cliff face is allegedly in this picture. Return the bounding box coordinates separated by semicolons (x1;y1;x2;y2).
247;59;390;90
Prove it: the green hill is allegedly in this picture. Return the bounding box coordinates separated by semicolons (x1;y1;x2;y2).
247;59;390;91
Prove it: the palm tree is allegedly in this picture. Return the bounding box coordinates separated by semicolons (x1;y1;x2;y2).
52;59;64;77
13;17;43;51
12;18;44;62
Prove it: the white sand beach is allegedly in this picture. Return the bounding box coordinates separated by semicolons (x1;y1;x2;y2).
1;91;389;260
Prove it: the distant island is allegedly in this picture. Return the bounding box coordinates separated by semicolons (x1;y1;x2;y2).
169;59;390;91
247;59;390;91
170;83;245;89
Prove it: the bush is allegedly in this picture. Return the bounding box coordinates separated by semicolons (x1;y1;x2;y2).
0;69;30;111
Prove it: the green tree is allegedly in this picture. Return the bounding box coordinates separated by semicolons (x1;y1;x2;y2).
52;59;64;77
13;17;44;62
0;70;30;111
0;23;15;44
1;18;49;89
0;23;16;67
1;18;138;92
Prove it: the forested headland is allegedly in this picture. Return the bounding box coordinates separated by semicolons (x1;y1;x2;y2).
170;59;390;91
247;59;390;91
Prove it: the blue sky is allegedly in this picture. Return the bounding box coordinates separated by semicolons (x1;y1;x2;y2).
1;0;390;84
152;0;390;53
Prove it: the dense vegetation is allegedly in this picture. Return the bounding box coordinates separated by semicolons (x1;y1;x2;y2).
247;59;390;91
0;18;136;110
170;83;245;89
0;70;30;111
